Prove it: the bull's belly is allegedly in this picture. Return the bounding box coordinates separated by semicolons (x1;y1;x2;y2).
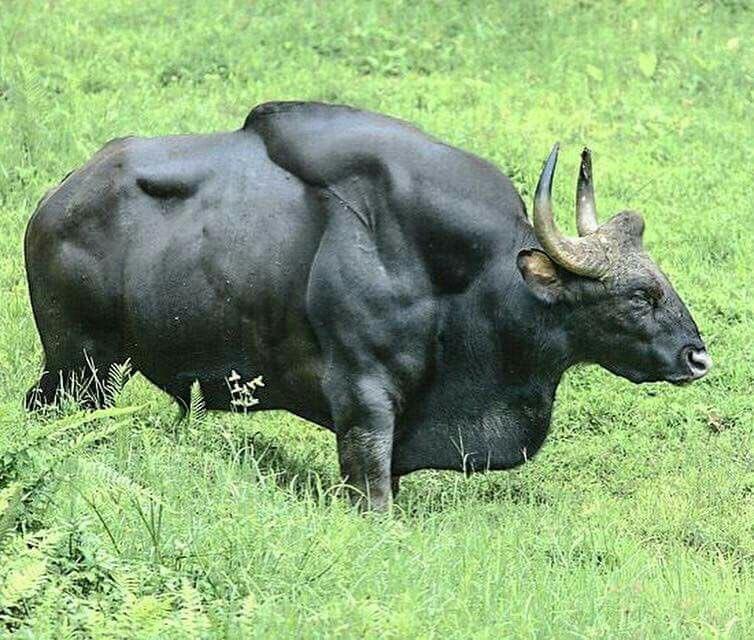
125;303;332;427
119;224;331;423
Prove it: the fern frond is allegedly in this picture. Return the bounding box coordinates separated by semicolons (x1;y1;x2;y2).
24;528;64;556
105;360;133;406
0;482;23;543
0;555;48;610
0;529;60;612
13;404;145;459
75;458;167;508
175;579;210;636
111;567;141;601
188;381;206;424
7;60;45;164
237;592;257;633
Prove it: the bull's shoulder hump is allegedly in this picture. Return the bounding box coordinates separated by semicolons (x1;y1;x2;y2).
243;101;452;185
243;100;428;141
243;101;516;204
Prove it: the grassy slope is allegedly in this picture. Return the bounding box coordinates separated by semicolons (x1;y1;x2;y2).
0;0;752;637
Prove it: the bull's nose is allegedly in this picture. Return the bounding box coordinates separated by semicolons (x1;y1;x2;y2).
685;347;712;379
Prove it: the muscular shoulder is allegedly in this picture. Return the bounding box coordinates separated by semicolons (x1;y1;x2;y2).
243;101;443;187
244;101;520;213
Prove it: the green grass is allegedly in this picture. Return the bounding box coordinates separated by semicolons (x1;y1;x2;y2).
1;0;753;637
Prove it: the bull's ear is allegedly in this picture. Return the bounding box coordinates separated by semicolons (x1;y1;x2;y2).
517;249;565;303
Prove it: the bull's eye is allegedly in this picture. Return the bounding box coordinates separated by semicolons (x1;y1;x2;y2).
630;291;653;313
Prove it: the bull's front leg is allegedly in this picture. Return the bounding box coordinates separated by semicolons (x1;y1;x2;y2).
337;424;393;511
306;216;413;511
331;377;395;512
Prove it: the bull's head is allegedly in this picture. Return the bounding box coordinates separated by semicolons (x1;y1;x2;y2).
517;144;711;384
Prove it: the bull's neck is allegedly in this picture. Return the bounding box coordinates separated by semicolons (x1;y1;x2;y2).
393;272;572;474
452;267;575;389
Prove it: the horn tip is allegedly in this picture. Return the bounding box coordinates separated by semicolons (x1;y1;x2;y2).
579;147;593;178
537;143;560;198
546;142;560;166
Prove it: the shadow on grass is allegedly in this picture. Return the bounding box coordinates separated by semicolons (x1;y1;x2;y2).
180;414;344;506
185;410;562;516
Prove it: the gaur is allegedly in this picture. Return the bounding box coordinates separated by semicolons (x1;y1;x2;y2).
24;101;711;509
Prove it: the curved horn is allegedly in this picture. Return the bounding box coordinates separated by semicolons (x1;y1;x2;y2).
533;144;609;279
575;147;599;236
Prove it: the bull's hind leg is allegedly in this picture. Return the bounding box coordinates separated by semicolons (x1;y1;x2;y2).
24;278;131;411
25;339;132;411
25;215;131;411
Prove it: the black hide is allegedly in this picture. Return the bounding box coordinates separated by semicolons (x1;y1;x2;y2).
25;101;707;486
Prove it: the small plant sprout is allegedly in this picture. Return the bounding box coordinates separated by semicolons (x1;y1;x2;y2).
226;370;265;412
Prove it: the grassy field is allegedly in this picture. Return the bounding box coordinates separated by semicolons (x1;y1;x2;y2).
1;0;753;637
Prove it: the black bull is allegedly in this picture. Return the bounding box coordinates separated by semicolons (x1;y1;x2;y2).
24;101;710;509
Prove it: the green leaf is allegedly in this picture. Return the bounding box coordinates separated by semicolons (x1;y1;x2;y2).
586;64;604;82
0;556;48;609
0;482;23;542
638;52;657;79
